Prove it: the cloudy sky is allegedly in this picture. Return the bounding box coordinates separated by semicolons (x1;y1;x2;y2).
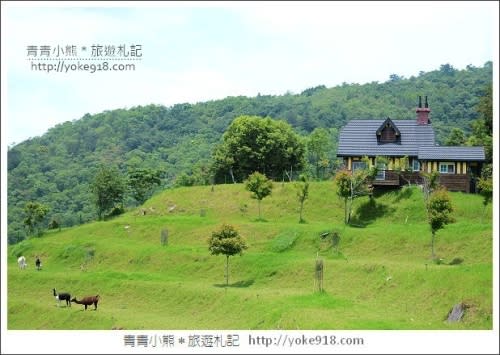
1;1;498;146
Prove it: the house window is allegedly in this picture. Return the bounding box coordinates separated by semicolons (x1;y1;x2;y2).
439;162;455;174
352;161;367;172
375;163;386;180
412;159;420;172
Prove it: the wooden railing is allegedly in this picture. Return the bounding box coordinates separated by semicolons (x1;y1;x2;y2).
371;170;400;185
438;174;470;193
363;169;472;192
399;171;423;185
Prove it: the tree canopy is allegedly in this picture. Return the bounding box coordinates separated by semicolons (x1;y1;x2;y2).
208;224;247;286
306;127;334;179
23;201;49;236
90;166;126;220
212;115;305;183
445;128;466;146
127;168;163;205
467;84;492;164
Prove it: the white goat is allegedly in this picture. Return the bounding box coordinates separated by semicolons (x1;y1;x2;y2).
18;256;27;269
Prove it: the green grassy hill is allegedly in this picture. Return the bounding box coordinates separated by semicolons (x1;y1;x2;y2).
7;62;493;243
7;182;493;330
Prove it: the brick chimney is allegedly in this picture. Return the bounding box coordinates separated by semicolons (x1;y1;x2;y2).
416;95;431;125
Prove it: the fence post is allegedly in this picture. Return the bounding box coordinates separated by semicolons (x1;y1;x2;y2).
161;229;169;246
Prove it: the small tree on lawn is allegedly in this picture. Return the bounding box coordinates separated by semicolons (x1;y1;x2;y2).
295;174;309;223
334;170;351;224
427;187;454;259
334;162;374;225
245;172;273;220
477;165;493;219
208;224;247;286
422;171;440;203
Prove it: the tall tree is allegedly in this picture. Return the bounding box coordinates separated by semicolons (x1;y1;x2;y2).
211;144;236;183
208;224;247;286
127;168;162;205
23;201;50;236
445;128;466;146
476;85;492;136
427;188;454;259
212;115;305;183
467;85;492;164
244;172;273;220
307;128;332;179
90;166;125;220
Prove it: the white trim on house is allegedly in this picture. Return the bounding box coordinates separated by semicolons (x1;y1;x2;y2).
412;159;420;172
439;162;455;174
352;161;367;172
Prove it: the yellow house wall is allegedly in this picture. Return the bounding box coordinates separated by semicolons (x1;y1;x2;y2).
424;161;469;174
346;157;470;175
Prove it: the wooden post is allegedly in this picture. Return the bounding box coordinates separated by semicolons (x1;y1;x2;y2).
161;229;169;246
315;253;324;292
331;232;340;253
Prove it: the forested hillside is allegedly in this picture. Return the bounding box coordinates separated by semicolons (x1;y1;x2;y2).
7;62;492;243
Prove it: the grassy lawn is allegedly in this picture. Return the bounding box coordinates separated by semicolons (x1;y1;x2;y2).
7;182;493;330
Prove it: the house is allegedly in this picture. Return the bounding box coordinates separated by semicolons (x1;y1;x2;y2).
337;96;485;193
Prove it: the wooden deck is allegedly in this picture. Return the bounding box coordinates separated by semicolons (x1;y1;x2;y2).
372;170;400;186
368;170;472;193
372;179;400;186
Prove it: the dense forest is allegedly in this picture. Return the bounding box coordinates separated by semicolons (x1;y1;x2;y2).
7;62;493;243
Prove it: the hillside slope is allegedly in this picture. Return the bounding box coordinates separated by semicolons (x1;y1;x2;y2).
7;62;493;242
8;182;493;330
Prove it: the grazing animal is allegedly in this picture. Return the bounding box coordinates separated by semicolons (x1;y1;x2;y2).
53;288;71;307
17;256;27;270
71;295;100;310
35;257;42;271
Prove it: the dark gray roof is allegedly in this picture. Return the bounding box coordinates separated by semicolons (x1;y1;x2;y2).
418;146;485;161
337;119;435;157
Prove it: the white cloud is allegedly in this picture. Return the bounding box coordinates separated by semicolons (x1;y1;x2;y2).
2;2;497;145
